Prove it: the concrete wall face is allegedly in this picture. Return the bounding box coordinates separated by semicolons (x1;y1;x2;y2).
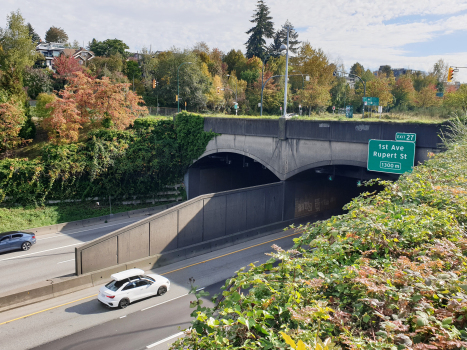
149;211;178;254
81;237;118;273
201;119;443;181
76;183;286;275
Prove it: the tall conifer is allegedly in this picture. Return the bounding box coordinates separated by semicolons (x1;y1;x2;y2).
245;0;274;60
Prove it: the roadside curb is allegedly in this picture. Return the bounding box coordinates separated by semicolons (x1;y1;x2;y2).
26;201;182;236
0;212;333;313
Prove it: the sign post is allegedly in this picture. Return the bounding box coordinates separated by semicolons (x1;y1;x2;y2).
367;140;415;174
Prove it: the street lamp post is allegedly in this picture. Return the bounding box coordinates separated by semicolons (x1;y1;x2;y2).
260;74;303;116
226;74;238;115
280;26;291;118
177;61;192;113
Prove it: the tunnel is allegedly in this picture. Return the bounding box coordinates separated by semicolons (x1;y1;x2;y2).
185;152;280;199
185;152;398;220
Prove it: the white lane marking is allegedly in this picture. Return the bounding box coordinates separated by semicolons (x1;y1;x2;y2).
146;331;185;348
57;259;75;264
37;218;141;240
140;288;205;312
0;243;83;262
119;315;127;319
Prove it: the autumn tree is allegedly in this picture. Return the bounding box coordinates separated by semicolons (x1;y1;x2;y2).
294;42;334;85
444;85;467;114
42;72;147;143
223;49;247;75
392;75;415;106
52;55;83;90
245;0;274;60
365;77;393;107
350;62;364;77
298;78;331;112
413;84;440;108
0;100;27;151
205;75;225;110
45;26;68;43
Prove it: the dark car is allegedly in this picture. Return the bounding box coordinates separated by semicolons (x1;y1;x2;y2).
0;231;36;253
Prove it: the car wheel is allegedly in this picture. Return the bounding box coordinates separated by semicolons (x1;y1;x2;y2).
118;298;130;309
21;242;31;251
157;286;167;296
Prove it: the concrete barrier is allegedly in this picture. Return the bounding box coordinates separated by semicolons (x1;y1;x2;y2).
26;201;181;236
75;183;285;275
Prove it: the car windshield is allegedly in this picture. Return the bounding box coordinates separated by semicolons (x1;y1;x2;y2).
142;275;155;282
105;279;127;292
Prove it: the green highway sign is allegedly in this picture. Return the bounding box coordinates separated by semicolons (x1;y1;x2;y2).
396;132;416;142
362;97;380;106
368;140;415;174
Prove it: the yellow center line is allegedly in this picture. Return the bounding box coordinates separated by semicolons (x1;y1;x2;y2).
0;230;299;326
0;295;97;326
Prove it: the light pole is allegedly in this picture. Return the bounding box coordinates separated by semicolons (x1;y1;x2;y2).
260;74;303;116
280;26;291;118
226;74;238;115
177;61;192;113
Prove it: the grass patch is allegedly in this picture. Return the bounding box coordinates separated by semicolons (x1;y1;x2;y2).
0;201;175;231
200;112;451;124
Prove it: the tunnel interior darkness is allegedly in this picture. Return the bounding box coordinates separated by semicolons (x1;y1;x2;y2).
186;153;399;216
186;153;280;198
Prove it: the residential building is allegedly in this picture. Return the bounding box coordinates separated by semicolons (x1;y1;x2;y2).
35;42;95;69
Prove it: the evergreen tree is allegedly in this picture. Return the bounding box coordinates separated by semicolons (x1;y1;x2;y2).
269;20;300;57
45;26;68;43
245;0;274;61
27;23;41;43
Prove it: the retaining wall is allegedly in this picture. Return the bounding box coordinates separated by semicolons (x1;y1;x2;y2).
75;183;285;275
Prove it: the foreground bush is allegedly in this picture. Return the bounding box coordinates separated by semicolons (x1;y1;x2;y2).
172;118;467;349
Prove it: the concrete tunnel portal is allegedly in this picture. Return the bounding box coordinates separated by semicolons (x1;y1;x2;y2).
185;152;393;219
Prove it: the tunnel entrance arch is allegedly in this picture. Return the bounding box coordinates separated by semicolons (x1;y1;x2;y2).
185;152;280;199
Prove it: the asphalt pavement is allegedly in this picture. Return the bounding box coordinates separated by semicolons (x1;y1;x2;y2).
0;217;145;295
0;226;301;350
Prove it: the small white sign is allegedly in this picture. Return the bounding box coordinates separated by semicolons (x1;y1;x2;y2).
332;106;335;110
258;103;261;107
378;106;382;113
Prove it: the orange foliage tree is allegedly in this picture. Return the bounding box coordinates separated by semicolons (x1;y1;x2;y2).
414;84;440;108
0;101;27;151
42;72;148;143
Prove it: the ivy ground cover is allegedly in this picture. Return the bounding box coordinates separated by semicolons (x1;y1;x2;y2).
172;118;467;349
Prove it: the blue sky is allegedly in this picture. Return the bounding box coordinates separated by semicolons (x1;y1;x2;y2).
2;0;467;82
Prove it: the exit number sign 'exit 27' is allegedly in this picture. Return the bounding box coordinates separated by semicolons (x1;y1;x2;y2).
367;140;415;174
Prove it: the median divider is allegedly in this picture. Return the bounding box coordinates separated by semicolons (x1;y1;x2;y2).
0;212;330;313
26;201;181;236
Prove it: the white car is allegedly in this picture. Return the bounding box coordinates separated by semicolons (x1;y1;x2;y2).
97;268;170;309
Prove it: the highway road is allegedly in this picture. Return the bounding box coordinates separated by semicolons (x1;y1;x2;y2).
0;217;146;295
0;227;301;350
